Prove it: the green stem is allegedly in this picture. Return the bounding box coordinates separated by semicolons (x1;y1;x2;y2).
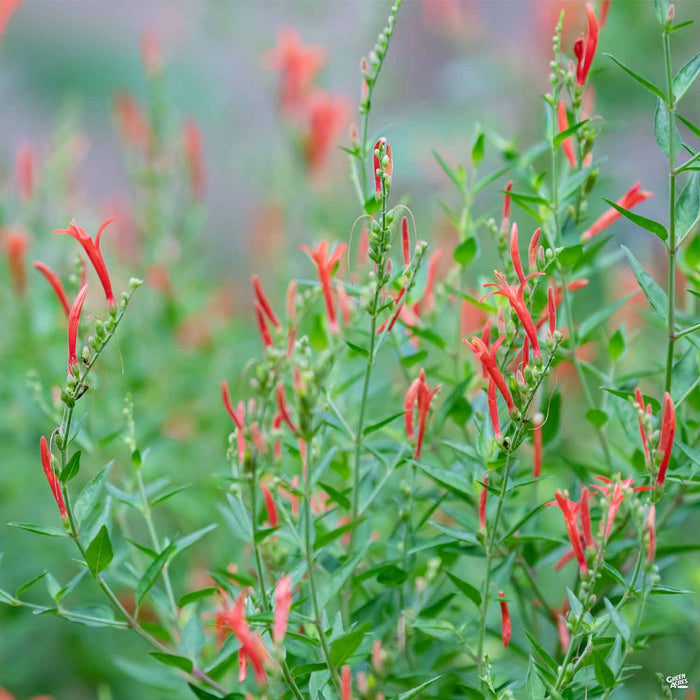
663;29;677;394
302;444;342;692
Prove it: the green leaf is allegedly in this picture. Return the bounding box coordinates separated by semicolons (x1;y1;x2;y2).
363;196;380;216
586;408;608;427
621;245;669;321
413;461;474;500
500;503;546;544
553;119;589;147
329;621;371;666
445;571;481;608
604;597;630;643
673;51;700;103
567;588;583;617
7;522;67;537
150;485;190;507
345;340;368;358
74;461;114;526
429;522;479;546
174;524;217;558
137;543;175;606
433;150;465;193
16;571;48;597
649;585;693;595
376;564;408;586
453;237;477;266
150;652;193;674
400;350;427;367
592;650;616;690
397;675;443;699
578;291;639;343
602;198;667;242
85;525;113;575
653;0;669;23
60;451;81;483
559;244;584;267
527;656;547;698
676;172;700;239
471;131;485;166
363;411;404;436
609;327;628;360
314;518;363;550
524;629;559;673
605;53;666;101
678;112;700;138
178;588;217;608
654;98;681;158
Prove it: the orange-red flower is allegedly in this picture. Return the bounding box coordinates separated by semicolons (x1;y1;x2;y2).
300;241;346;334
261;482;279;527
574;4;599;87
215;589;269;683
54;219;116;306
466;335;515;412
341;665;352;700
113;93;150;148
498;591;511;647
557;100;576;167
657;392;675;485
404;368;442;459
40;436;67;519
551;490;589;572
263;28;326;115
3;228;28;296
590;475;652;540
481;270;544;356
34;262;70;316
487;378;502;440
581;182;653;241
15;142;34;201
67;284;88;374
273;575;292;644
646;504;656;565
183;120;205;200
305;91;348;174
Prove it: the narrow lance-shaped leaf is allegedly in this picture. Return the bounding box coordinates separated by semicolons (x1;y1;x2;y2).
605;53;666;101
673;51;700;103
602;199;668;242
654;98;682;159
136;543;175;605
85;525;113;575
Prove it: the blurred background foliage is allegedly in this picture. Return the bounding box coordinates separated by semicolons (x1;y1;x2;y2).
0;0;698;697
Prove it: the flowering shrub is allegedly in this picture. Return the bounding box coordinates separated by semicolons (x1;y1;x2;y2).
1;0;699;698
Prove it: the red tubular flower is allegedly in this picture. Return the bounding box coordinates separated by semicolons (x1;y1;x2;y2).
182;119;205;200
261;483;279;527
532;413;542;477
0;0;23;38
304;91;349;174
252;274;281;329
555;600;570;651
657;391;675;485
54;219;116;306
336;280;352;325
466;335;515;412
341;665;352;700
401;216;410;266
646;504;656;565
114;93;150;148
574;4;599;87
582;182;653;241
415;250;442;316
502;180;513;230
557;100;576;167
273;575;292;644
218;590;269;683
498;591;511;647
634;388;650;461
481;270;544;356
40;436;67;519
262;28;326;115
548;286;556;339
555;548;577;572
140;29;162;77
404;368;442;459
15;142;34;201
373;137;388;198
552;491;588;571
254;301;273;349
521;335;530;372
479;475;488;530
3;228;28;296
67;284;88;374
487;378;502;440
479;320;492;378
600;0;610;28
528;227;541;270
238;649;247;683
276;382;299;434
590;475;652;540
509;223;526;286
579;486;594;547
34;262;70;316
221;381;244;431
300;241;347;334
